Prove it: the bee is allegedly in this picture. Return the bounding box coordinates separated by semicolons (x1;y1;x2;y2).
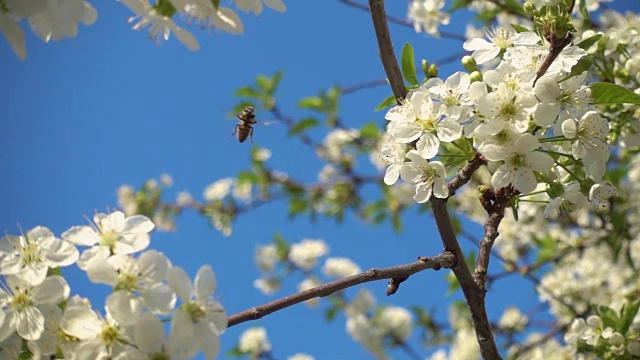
230;105;258;143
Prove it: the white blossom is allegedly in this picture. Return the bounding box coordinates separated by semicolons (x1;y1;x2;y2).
463;27;540;65
238;327;271;354
322;257;361;278
288;239;329;270
399;150;448;203
377;306;413;341
62;211;154;270
0;226;78;286
407;0;450;36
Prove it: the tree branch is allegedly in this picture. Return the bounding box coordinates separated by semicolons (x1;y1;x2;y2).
368;0;407;104
473;187;515;291
367;2;501;358
227;252;456;327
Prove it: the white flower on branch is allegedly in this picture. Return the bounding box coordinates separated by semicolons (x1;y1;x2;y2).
288;238;329;271
0;226;78;286
62;210;154;271
407;0;450;36
463;27;540;65
482;133;553;194
322;257;361;278
238;326;271;354
400;150;448;203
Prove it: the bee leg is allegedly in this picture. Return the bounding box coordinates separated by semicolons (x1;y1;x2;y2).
229;125;239;139
249;127;254;143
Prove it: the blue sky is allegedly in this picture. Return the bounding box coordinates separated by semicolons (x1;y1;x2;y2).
2;1;636;359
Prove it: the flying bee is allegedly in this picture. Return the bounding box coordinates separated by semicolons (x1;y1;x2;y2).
230;105;258;143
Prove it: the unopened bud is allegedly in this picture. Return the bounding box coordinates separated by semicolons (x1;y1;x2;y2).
470;71;483;83
422;59;429;77
462;56;478;72
427;64;438;79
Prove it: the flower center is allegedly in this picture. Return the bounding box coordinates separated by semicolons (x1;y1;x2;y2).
20;242;42;266
11;291;32;311
100;323;121;346
416;117;437;133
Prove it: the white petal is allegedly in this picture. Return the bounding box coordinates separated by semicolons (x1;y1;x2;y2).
106;291;142;326
135;313;164;354
0;12;26;60
44;239;79;267
168;266;193;301
199;326;221;360
263;0;286;12
533;102;560;127
138;250;170;282
413;183;433;203
437;121;463;142
16;307;44;340
212;8;246;35
32;276;69;305
512;32;541;46
416;133;439;159
77;246;110;270
526;152;554;172
0;311;15;342
384;163;401;185
535;77;561;101
122;215;155;234
60;307;101;340
390;122;422;143
140;283;176;315
61;226;100;246
167;310;199;359
472;47;500;65
432;179;449;198
481;144;508;162
195;265;217;300
562;118;577;139
491;164;512;189
463;37;490;51
512;168;537;194
514;133;539;153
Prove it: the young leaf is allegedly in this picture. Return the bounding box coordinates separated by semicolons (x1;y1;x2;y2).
511;24;529;33
620;300;640;333
590;82;640;105
401;42;419;86
375;94;397;111
577;34;602;50
289;117;319;136
298;96;324;111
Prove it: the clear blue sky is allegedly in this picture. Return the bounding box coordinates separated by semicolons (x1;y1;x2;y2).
2;1;635;358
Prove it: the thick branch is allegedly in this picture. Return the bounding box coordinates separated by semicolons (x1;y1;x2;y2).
368;2;500;358
227;252;455;327
473;188;513;291
430;199;501;359
447;153;487;197
368;0;407;104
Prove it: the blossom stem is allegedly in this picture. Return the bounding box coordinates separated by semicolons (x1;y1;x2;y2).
554;161;584;185
535;149;575;160
538;136;570;143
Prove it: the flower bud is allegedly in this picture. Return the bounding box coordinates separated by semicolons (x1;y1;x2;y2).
462;55;478;72
470;71;483;83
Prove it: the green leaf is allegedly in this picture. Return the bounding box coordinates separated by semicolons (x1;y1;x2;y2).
590;82;640;105
360;122;381;140
234;86;258;98
273;232;290;260
448;0;472;12
212;0;220;8
577;34;602;50
620;301;640;332
298;96;324;111
511;24;529;33
446;273;460;295
288;117;320;136
226;347;245;357
535;235;557;264
597;305;619;329
374;94;397;111
289;197;308;216
268;71;283;96
325;306;339;321
392;212;402;233
401;43;419;86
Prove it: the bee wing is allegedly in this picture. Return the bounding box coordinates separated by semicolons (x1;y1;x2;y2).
256;120;281;126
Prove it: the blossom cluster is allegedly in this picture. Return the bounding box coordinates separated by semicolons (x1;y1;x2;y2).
0;0;287;60
0;211;227;359
381;24;616;216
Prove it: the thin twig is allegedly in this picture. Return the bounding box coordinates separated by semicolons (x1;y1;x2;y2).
338;0;467;41
508;324;566;359
340;78;389;95
227;252;456;327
